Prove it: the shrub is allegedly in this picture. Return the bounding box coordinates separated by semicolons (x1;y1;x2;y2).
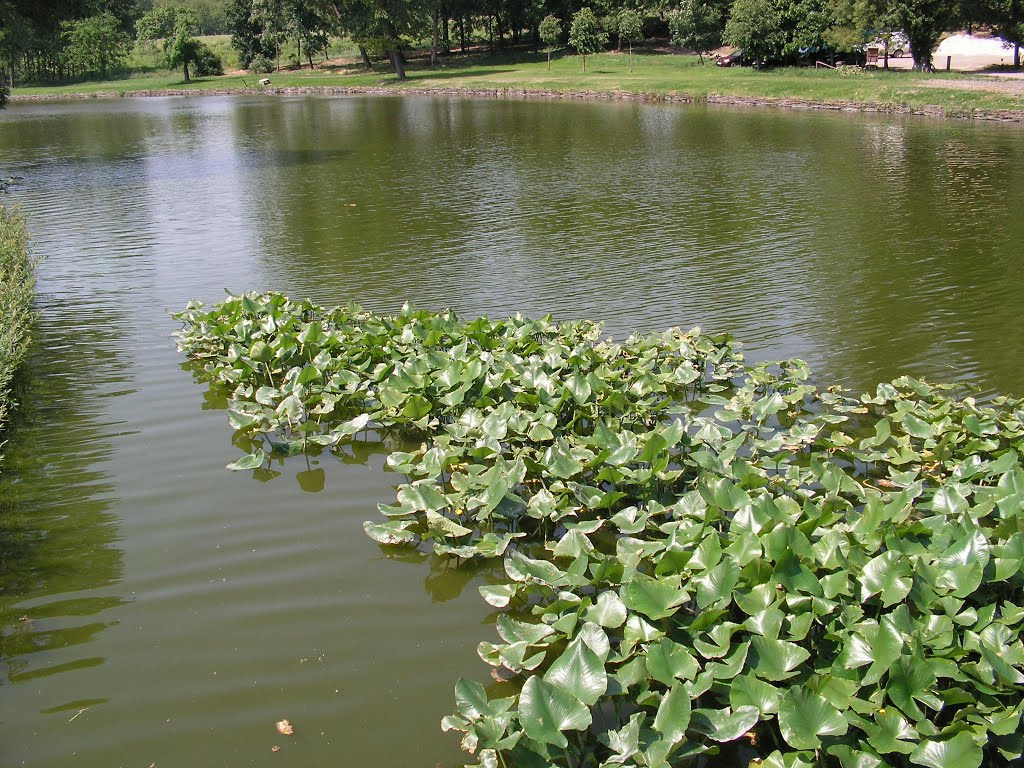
192;40;224;76
0;205;35;459
249;55;274;73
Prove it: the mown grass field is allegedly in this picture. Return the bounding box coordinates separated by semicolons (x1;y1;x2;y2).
12;44;1024;115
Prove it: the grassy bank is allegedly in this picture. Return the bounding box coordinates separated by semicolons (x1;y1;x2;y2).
11;49;1024;117
0;205;35;462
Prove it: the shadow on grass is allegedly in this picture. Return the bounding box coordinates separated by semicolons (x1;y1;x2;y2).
979;63;1024;73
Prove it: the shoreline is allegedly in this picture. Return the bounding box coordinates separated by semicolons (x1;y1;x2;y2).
11;83;1024;122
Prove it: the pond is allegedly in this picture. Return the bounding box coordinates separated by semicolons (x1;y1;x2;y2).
0;94;1022;767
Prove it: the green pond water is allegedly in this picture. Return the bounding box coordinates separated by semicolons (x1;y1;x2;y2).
0;94;1022;767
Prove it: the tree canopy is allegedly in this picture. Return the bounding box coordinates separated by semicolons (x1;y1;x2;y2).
0;0;1018;85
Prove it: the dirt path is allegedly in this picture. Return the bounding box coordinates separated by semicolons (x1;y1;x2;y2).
918;74;1024;97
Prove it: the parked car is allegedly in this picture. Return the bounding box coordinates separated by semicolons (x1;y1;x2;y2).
866;32;910;58
715;50;747;67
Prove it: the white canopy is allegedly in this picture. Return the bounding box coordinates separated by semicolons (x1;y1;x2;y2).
935;33;1016;56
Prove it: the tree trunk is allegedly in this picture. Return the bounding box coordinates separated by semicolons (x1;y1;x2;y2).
431;6;440;66
183;61;190;82
359;45;372;70
442;5;450;53
389;49;406;79
1015;43;1020;68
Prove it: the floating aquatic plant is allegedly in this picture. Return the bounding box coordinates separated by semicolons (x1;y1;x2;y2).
175;292;1024;768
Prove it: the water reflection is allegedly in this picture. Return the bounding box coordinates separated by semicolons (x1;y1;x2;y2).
0;317;126;697
219;96;1024;397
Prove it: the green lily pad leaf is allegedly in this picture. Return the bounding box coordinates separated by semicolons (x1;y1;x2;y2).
653;684;691;745
622;613;664;655
577;622;611;663
760;750;818;768
552;529;595;559
544;636;607;706
398;481;450;513
599;712;644;763
695;556;741;609
454;677;496;719
496;614;554;645
778;687;848;750
749;636;810;681
909;733;982;768
542;439;584;479
226;449;266;471
886;654;937;720
249;339;272;362
704;477;752;512
859;551;912;607
479;584;517;608
621;573;688;620
505;551;567;587
425;510;473;538
729;673;782;715
583;590;627;629
566;370;592;405
402;393;432;419
690;706;759;742
866;706;918;755
646;637;699;685
826;744;885;768
518;675;592;749
902;413;936;439
362;519;418;545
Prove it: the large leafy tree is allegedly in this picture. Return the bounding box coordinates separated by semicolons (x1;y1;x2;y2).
985;0;1023;65
137;5;222;81
227;0;278;68
668;0;725;61
889;0;962;70
324;0;428;80
63;12;131;78
569;6;608;71
724;0;786;61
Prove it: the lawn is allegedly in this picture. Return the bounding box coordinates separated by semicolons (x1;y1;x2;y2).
12;47;1024;116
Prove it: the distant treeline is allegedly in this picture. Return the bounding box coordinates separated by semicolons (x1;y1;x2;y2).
0;0;1021;84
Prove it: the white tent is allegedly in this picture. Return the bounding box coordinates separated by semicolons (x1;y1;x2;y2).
935;33;1015;56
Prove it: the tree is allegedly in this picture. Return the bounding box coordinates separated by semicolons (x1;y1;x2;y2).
617;8;643;71
985;0;1023;66
323;0;429;80
724;0;786;62
227;0;277;67
668;0;724;62
62;12;130;79
137;5;222;81
889;0;961;70
539;13;562;70
569;7;607;71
